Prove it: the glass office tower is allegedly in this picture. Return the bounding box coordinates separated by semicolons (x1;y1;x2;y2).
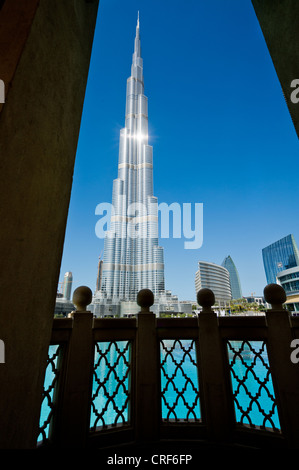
195;261;232;307
95;14;165;314
222;255;242;299
262;234;299;285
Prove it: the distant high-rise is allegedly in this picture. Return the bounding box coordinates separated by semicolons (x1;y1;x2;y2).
195;261;232;307
95;13;165;314
262;234;299;285
62;272;73;300
96;254;103;292
222;255;242;299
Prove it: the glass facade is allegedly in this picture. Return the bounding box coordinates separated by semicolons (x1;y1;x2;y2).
277;267;299;295
62;272;73;300
262;234;299;285
98;15;165;305
221;255;242;299
277;266;299;313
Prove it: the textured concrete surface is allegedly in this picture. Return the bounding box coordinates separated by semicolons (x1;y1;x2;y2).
0;0;99;448
252;0;299;138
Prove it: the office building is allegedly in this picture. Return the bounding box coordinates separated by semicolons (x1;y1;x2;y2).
55;272;74;316
244;296;265;306
195;261;232;307
221;255;242;299
277;266;299;313
62;271;73;301
262;234;299;285
54;298;74;317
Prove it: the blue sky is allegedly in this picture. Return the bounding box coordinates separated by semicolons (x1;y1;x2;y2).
59;0;299;301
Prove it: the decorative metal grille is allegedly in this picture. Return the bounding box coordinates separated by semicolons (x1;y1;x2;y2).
38;344;62;444
227;340;281;431
90;341;131;431
160;339;201;422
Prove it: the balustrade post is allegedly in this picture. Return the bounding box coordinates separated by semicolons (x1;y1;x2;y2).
135;289;160;443
197;289;233;443
53;286;94;448
264;284;299;448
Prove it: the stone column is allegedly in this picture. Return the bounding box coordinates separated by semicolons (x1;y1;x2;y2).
0;0;99;448
252;0;299;138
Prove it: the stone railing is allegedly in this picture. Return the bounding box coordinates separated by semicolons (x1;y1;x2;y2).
37;284;299;449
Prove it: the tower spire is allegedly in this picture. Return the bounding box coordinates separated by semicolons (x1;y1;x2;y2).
95;13;165;315
135;10;140;42
133;11;141;61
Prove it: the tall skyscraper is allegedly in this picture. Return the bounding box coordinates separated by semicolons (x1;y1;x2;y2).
262;234;299;285
62;272;73;301
222;255;242;299
95;14;165;315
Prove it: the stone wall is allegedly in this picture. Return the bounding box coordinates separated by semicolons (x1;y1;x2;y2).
0;0;99;448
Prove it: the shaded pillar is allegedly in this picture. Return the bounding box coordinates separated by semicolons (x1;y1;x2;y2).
251;0;299;138
0;0;99;448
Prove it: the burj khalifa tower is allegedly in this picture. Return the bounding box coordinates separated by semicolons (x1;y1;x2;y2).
95;13;165;316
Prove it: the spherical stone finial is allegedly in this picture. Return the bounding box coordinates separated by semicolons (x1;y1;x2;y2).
263;283;286;310
197;288;215;312
137;289;154;312
72;286;93;312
